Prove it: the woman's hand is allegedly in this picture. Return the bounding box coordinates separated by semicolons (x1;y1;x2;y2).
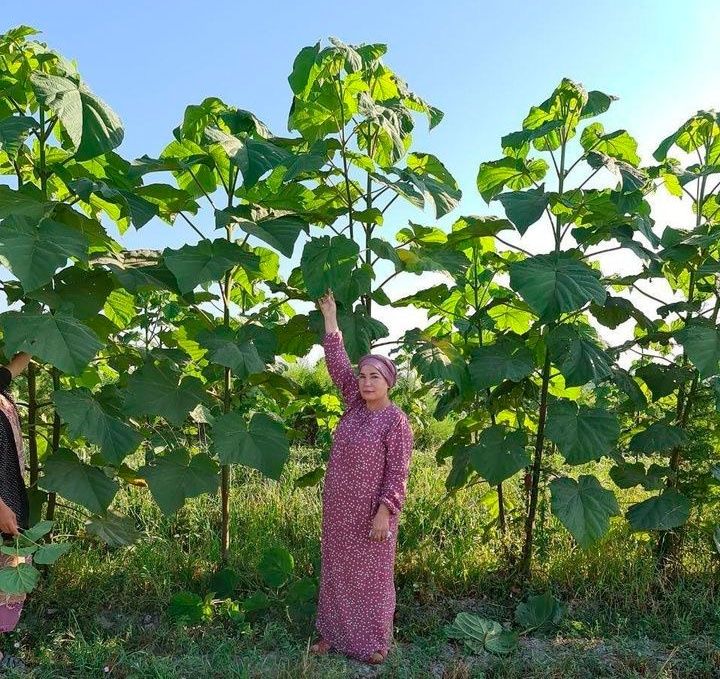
6;352;32;379
369;503;392;542
316;290;339;333
0;500;19;536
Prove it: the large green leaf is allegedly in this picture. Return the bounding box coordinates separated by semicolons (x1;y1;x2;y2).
612;368;648;410
29;267;117;320
501;120;564;155
140;449;219;515
514;593;564;631
0;215;89;291
163;239;260;294
629;422;687;454
68;178;158;230
476;157;548;203
258;546;294;588
444;612;518;655
580;124;640;166
589;296;635;330
32;543;72;565
0;310;102;375
545;400;620;465
445;216;514;247
300;235;360;305
274;314;316;357
0;185;51;220
636;363;691;401
550;475;619;548
0;563;41;594
469;426;529;486
397;242;470;278
168;591;205;623
85;512;140;547
468;338;534;389
403;329;465;385
609;462;666;491
509;253;606;322
626;489;690;531
401;152;462;218
0;115;36;155
547;324;613;387
205;127;291;188
653;112;718;161
217;210;307;258
494;187;549;235
212;412;289;479
41;448;118;514
522;79;588;150
197;327;265;377
123;362;206;426
676;325;720;378
237;323;278;363
30;72;123;160
53;388;141;465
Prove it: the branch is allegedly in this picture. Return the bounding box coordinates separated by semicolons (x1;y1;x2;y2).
631;283;671;307
381;193;400;215
581;245;623;260
178;212;207;241
187;167;218;211
576;166;602;192
377;270;402;290
495;236;533;257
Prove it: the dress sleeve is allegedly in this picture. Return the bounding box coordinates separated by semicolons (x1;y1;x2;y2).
323;330;360;406
378;412;414;515
0;366;11;391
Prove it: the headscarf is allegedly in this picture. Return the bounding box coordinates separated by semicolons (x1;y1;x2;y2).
357;354;397;388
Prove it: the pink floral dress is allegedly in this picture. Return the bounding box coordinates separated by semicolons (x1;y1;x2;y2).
0;366;30;632
315;331;414;661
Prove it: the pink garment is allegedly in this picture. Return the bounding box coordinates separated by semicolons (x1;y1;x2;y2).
0;597;23;633
0;387;27;632
315;331;413;662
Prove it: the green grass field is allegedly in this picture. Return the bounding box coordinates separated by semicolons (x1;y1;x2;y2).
6;445;720;678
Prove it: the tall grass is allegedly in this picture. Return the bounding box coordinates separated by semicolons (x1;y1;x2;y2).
11;440;718;677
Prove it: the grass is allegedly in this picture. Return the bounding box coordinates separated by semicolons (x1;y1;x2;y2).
3;445;719;677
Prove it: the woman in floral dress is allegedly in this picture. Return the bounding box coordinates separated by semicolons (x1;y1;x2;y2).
0;350;32;670
310;290;414;665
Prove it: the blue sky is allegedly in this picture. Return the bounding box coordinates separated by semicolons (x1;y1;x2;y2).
2;2;720;352
5;1;719;241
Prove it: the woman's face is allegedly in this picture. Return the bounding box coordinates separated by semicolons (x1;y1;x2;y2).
357;366;389;402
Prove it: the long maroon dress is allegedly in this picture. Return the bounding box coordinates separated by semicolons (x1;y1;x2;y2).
315;330;414;662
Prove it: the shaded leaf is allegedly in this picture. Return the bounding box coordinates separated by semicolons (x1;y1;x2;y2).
41;448;118;514
140;449;220;515
627;490;690;531
550;475;619;548
545;400;620;465
212;412;289;479
469;426;529;486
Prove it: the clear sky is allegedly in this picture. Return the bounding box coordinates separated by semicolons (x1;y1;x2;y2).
2;1;720;357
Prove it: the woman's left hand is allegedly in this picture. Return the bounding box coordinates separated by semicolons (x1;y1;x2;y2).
369;504;392;542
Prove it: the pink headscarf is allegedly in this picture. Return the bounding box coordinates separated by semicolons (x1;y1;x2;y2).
357;354;397;388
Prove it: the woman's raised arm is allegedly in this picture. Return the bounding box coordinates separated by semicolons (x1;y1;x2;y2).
317;290;360;406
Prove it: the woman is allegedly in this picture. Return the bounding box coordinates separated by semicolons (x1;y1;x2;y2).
310;290;413;665
0;350;32;669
